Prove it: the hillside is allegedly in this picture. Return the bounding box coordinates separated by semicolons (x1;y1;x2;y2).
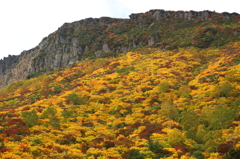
0;40;240;158
0;9;239;90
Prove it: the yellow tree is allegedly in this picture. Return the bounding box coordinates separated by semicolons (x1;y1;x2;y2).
159;101;178;120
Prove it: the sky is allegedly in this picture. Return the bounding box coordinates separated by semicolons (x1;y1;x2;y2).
0;0;239;60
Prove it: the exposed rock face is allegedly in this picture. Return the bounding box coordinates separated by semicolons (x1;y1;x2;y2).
0;55;18;74
129;9;237;22
0;17;124;90
0;9;239;90
31;35;82;72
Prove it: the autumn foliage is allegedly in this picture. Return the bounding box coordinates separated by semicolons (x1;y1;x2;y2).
0;29;240;158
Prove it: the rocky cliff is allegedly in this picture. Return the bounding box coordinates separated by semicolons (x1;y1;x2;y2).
0;9;239;90
129;9;237;21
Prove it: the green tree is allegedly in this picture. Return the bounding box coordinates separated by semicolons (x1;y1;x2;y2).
167;128;185;146
212;83;233;98
181;110;199;130
195;125;207;144
232;96;240;112
208;105;235;130
49;116;60;129
204;140;218;152
148;139;164;154
200;106;213;127
40;106;57;119
192;151;204;159
21;109;38;127
203;130;222;152
185;129;197;141
203;130;221;143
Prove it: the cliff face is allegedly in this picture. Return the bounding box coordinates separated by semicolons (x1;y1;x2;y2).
129;9;236;21
0;17;124;90
0;9;239;90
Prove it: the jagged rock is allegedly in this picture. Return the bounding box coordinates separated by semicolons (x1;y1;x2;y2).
148;36;155;46
129;9;233;21
121;47;128;53
0;9;239;90
103;44;111;53
151;10;166;20
0;55;18;74
95;50;102;57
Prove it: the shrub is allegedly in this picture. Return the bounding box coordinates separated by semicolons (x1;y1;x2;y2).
124;149;145;159
31;149;41;157
148;139;164;153
31;138;42;145
192;151;204;159
224;148;240;159
67;94;87;105
86;58;109;72
117;67;135;75
62;110;74;119
193;27;218;48
217;143;233;153
57;134;76;145
7;81;24;92
26;69;46;79
49;116;60;129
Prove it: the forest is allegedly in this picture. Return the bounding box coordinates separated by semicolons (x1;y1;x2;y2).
0;41;239;158
0;10;240;159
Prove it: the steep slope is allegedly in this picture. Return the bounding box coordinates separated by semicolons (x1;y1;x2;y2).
0;9;239;90
0;42;240;158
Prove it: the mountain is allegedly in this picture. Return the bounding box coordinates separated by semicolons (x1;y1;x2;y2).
0;9;240;159
0;42;240;158
0;9;239;90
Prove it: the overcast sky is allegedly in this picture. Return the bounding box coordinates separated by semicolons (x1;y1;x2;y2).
0;0;239;60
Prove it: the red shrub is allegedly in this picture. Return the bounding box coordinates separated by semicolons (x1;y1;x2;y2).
3;128;18;136
0;147;8;153
5;118;24;126
217;142;234;153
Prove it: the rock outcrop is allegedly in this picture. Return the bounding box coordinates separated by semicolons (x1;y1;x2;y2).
129;9;238;22
0;9;239;90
